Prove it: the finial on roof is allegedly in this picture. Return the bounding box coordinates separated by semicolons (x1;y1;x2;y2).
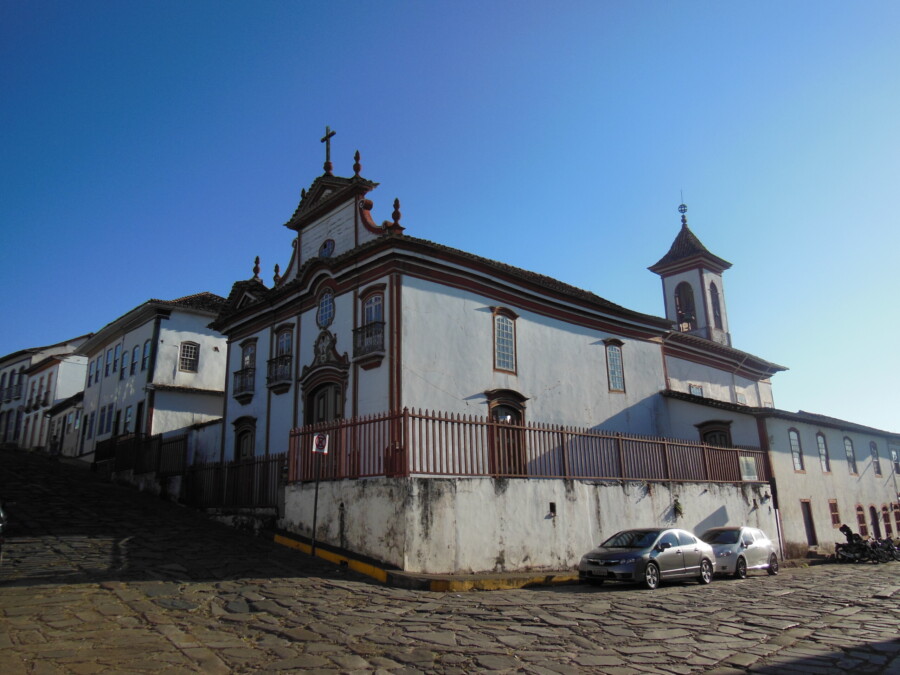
252;256;261;280
273;263;281;285
678;203;688;227
301;188;306;200
353;150;361;176
392;198;401;226
321;125;336;175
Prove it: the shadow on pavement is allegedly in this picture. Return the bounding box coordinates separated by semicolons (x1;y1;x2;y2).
0;447;374;589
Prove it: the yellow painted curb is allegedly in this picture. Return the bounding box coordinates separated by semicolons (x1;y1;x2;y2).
273;534;388;584
274;533;577;591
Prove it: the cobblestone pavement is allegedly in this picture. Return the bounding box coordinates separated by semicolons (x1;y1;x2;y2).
1;448;899;674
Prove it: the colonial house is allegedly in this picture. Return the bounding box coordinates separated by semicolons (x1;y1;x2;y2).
46;391;85;458
0;334;91;448
19;353;88;451
75;293;227;462
210;140;797;573
758;410;899;557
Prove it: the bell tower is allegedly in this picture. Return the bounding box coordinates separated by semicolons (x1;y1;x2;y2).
648;204;732;346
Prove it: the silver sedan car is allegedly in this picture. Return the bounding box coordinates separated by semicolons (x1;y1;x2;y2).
699;526;779;578
578;528;716;590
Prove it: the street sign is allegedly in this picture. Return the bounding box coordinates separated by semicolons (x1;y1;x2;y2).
312;433;329;455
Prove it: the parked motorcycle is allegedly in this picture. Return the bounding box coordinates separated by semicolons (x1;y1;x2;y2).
874;536;900;562
835;524;878;563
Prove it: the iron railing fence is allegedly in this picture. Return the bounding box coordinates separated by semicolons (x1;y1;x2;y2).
184;454;285;509
288;408;770;485
94;432;188;477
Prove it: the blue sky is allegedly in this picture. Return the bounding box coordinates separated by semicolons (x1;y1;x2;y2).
2;1;898;433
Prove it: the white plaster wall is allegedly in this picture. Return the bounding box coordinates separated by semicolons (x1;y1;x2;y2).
55;357;87;402
152;390;223;435
299;201;355;262
156;312;226;390
661;398;761;448
188;421;223;464
762;417;899;556
667;356;739;404
400;277;666;434
282;476;777;574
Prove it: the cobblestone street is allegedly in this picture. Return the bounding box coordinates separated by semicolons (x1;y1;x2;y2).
1;448;898;674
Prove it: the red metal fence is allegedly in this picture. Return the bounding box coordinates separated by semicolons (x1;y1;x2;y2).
289;409;770;485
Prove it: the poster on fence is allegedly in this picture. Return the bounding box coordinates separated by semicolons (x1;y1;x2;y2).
311;432;329;455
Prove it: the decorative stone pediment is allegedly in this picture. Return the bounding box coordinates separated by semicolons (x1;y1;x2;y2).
300;330;349;385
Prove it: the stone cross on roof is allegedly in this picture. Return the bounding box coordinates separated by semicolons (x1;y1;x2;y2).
321;125;336;175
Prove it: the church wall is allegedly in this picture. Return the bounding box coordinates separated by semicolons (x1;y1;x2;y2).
281;476;777;574
399;276;666;434
298;198;382;265
665;355;771;407
661;398;760;447
224;326;270;460
761;416;899;557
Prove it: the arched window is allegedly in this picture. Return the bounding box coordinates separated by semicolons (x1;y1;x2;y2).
674;282;696;331
789;429;804;472
855;504;868;537
492;308;518;373
604;339;625;392
697;420;733;448
869;442;882;476
844;437;858;475
710;282;723;329
882;505;893;538
485;389;528;476
142;340;152;371
869;506;882;539
233;416;256;460
317;289;335;328
131;346;139;375
816;433;830;472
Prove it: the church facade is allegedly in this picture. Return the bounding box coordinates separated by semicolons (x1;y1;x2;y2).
210;138;805;573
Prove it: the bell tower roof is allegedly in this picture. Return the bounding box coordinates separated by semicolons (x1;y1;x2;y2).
649;204;732;275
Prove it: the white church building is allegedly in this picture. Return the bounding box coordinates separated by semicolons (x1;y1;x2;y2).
212;135;852;574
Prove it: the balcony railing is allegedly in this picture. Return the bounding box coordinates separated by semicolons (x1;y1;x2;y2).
353;321;385;358
233;367;255;404
266;354;292;390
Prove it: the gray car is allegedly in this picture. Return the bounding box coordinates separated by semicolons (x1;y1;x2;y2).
699;526;779;578
578;528;716;590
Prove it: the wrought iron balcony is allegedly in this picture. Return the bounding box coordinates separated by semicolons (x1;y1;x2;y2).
233;367;255;404
267;354;292;394
353;322;385;358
